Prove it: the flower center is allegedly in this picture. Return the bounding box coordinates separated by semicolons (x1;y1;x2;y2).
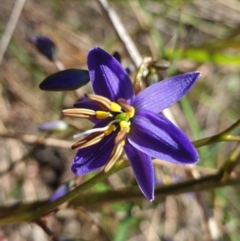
115;112;130;122
62;94;135;150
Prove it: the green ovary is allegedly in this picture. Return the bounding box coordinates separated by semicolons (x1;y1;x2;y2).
115;112;130;122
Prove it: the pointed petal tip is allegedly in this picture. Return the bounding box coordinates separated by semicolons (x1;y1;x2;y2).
88;46;106;57
87;46;134;102
181;71;201;81
134;70;201;112
130;110;200;165
191;70;201;79
147;191;154;201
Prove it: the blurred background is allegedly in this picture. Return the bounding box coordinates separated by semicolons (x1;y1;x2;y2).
0;0;240;240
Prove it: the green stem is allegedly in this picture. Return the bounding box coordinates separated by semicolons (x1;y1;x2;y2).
218;144;240;178
3;171;240;224
192;118;240;148
224;135;240;142
0;160;129;224
69;172;227;206
221;119;240;136
192;134;223;148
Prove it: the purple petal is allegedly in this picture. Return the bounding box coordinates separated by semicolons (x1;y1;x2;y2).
87;47;134;103
128;110;198;164
74;96;100;110
49;183;69;202
124;143;154;201
133;72;200;112
40;69;89;91
72;133;116;175
72;119;117;175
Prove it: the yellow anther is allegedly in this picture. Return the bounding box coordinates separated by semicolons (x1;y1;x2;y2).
126;107;135;118
120;121;130;133
110;102;122;112
121;140;125;147
96;111;110;119
104;124;116;136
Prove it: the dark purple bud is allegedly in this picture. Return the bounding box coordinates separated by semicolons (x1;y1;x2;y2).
112;51;134;76
39;69;90;91
112;51;121;63
31;35;56;61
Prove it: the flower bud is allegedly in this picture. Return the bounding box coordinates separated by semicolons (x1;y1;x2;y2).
31;35;56;61
39;69;90;91
38;120;68;131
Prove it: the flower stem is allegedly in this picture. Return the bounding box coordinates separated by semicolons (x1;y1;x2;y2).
193;118;240;148
37;219;58;241
218;144;240;180
0;160;129;224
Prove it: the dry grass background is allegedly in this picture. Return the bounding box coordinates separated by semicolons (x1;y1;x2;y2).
0;0;240;240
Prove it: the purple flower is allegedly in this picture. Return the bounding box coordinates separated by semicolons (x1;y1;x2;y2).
62;47;200;201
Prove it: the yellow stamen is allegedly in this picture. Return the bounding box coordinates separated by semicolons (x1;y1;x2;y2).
110;102;122;112
85;94;112;110
103;144;123;172
104;124;116;136
120;121;130;133
126;107;135;118
115;129;127;145
96;111;110;119
72;132;105;150
62;108;96;118
121;140;125;147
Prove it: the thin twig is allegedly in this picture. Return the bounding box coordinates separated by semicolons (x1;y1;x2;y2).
0;0;26;64
0;133;73;148
2;171;240;224
97;0;177;125
97;0;142;67
37;219;59;241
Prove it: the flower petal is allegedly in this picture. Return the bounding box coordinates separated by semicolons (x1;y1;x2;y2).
40;69;89;91
49;183;69;202
88;47;134;103
124;143;154;201
72;120;117;175
133;72;200;112
128;110;198;164
74;96;100;110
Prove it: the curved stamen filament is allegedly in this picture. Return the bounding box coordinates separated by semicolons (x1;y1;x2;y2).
73;120;119;139
103;144;123;172
85;94;121;112
115;129;127;145
86;94;122;112
117;98;132;112
126;107;135;118
72;132;105;150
